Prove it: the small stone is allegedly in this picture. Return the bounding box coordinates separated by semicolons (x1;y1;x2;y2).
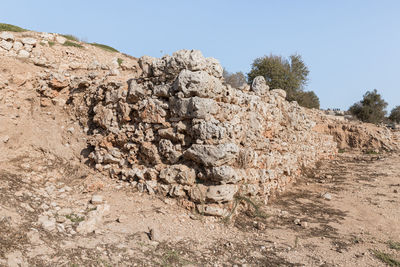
56;223;65;232
301;221;308;228
38;215;56;231
91;195;103;204
0;32;14;41
56;216;66;223
17;50;30;58
256;222;266;230
21;203;34;212
394;189;398;193
58;208;72;216
14;190;23;197
294;218;301;225
321;192;332;200
40;203;49;210
0;40;12;51
21;37;37;45
12;41;23;51
56;36;66;44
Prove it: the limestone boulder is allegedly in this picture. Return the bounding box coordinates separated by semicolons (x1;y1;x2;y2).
251;76;269;95
206;185;238;202
184;143;239;167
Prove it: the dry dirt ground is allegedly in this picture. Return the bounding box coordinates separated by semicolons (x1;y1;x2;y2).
0;150;399;266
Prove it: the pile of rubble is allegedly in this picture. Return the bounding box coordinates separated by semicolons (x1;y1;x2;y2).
65;50;337;216
310;110;400;152
0;31;140;73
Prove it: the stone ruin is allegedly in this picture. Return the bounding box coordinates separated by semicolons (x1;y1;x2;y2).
66;50;337;216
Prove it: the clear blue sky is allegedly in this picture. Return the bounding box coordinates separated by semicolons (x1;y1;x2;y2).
1;0;399;111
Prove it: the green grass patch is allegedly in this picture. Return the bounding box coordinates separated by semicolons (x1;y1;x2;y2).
66;214;85;223
117;58;123;66
63;40;83;48
61;34;80;42
90;42;119;52
0;23;27;32
338;148;346;153
365;150;379;155
48;41;55;47
372;250;400;266
389;241;400;251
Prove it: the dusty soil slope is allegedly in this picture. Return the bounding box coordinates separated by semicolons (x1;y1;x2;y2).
1;150;399;266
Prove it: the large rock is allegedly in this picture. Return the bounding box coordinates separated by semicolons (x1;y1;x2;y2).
184;143;239;167
0;32;14;41
170;96;218;119
251;76;269;95
12;41;23;51
173;69;223;98
271;89;287;99
206;185;238;202
17;49;30;58
171;49;207;72
0;40;13;51
76;204;110;234
158;139;182;164
197;204;229;217
127;79;147;103
55;35;66;44
159;164;196;185
205;165;241;184
21;37;37;45
191;119;226;141
139;142;161;165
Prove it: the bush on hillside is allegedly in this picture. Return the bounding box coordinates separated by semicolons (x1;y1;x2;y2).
248;53;320;109
0;23;26;32
389;106;400;123
349;89;387;124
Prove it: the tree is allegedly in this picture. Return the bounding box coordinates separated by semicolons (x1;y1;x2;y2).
247;54;319;108
223;69;247;88
294;91;320;109
349;89;388;124
389;106;400;123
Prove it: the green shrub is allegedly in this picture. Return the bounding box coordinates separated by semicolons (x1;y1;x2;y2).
117;58;123;66
372;250;400;266
90;42;119;53
48;41;55;47
389;241;400;251
63;40;83;48
61;34;80;42
0;23;27;32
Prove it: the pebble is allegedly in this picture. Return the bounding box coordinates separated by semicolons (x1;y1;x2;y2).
301;221;308;228
58;208;72;216
21;203;35;212
56;216;66;223
40;203;49;210
1;135;9;143
38;215;56;231
91;195;104;204
321;192;332;200
294;218;301;225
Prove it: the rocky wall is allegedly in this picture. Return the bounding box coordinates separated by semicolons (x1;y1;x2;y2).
71;50;337;216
